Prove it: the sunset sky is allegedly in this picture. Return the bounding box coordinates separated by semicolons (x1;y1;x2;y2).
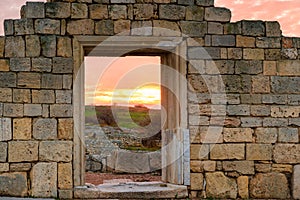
1;0;300;107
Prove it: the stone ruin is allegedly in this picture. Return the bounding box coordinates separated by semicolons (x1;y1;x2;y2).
0;0;299;199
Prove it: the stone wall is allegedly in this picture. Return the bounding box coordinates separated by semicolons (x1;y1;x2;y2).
0;0;299;199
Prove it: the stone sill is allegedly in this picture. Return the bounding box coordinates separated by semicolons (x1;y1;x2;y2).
74;181;188;199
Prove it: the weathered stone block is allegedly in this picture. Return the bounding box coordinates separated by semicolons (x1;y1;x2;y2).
32;90;55;103
205;7;231;22
159;5;185;20
58;190;73;199
5;36;25;57
0;59;9;71
263;60;277;76
256;37;281;48
58;163;73;189
0;163;9;172
4;20;14;36
278;128;299;143
41;35;56;57
46;2;71;18
10;163;31;172
114;20;130;34
17;72;41;88
0;118;12;142
63;75;73;89
24;2;45;18
243;48;264;60
251;105;270;116
190;144;209;160
133;4;153;20
236;35;255;47
277;60;300;76
14;19;34;36
57;37;72;57
223;75;251;93
255;128;277;143
252;76;270;93
235;60;262;75
89;4;108;19
8;141;38;162
10;58;31;72
190;161;216;172
109;5;127;19
207;22;223;34
274;144;300;163
32;58;52;72
0;172;28;197
71;3;88;19
95;20;114;35
131;21;152;36
271;106;300;118
13;118;31;140
266;21;281;37
153;20;181;36
210;144;245;160
205;60;234;74
35;19;60;35
186;6;204;21
190;173;203;190
180;21;207;37
250;173;290;199
33;118;57;140
0;142;7;162
31;162;57;198
39;141;72;162
262;94;287;104
265;49;281;60
227;48;242;59
242;20;265;36
255;163;271;173
53;57;73;73
288;95;300;105
50;104;73;117
0;88;12;102
263;118;288;127
3;104;23;117
281;48;298;59
115;150;150;173
26;35;40;57
67;19;94;35
206;172;237;199
271;76;300;94
0;37;4;57
56;90;72;104
42;74;63;89
24;104;42;117
237;176;249;199
227;105;250;116
212;35;235;47
272;164;293;173
246;144;272;160
223;161;254;175
293;165;300;199
223;128;253;143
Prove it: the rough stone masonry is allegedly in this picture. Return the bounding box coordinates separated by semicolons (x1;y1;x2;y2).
0;0;299;199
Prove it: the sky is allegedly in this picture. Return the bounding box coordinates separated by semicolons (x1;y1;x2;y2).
1;0;300;107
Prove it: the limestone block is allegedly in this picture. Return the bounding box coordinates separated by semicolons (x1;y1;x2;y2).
131;21;152;36
223;128;253;143
271;106;300;118
235;60;263;74
58;163;73;189
26;35;40;57
114;20;130;34
228;48;242;59
71;3;88;19
271;76;300;94
24;104;42;117
24;2;45;18
272;164;293;173
255;128;277;143
186;6;204;21
14;19;34;35
50;104;73;117
133;4;153;20
256;37;281;48
255;164;271;173
5;36;25;57
205;60;235;74
8;141;38;162
224;22;241;35
236;35;255;47
251;105;270;116
206;172;237;199
95;20;114;35
243;48;264;60
39;141;72;162
205;7;231;22
159;5;185;20
237;176;249;199
210;144;245;160
53;57;73;74
0;37;4;57
58;118;73;140
32;58;52;72
274;144;300;163
10;163;32;172
288;95;300;105
57;37;72;57
196;0;214;6
89;4;108;19
227;105;250;116
246;144;272;160
115;150;150;173
223;75;251;93
208;22;223;34
180;21;207;37
293;165;300;199
0;163;9;172
59;190;73;199
109;5;127;19
32;90;55;103
42;105;49;118
281;48;298;59
223;161;255;175
266;21;281;37
67;19;94;35
63;75;73;89
242;20;265;36
190;173;203;190
13;118;32;140
0;118;12;142
263;61;277;76
250;173;290;199
0;172;28;197
41;35;56;57
35;19;60;35
31;162;57;198
262;94;287;104
265;49;281;60
4;20;14;36
33;118;57;140
0;59;9;71
0;88;12;102
212;35;235;47
252;76;270;93
0;142;7;162
42;74;63;89
56;90;72;104
263;118;288;127
17;72;41;88
278;60;300;76
46;2;71;18
3;104;23;117
278;128;299;143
